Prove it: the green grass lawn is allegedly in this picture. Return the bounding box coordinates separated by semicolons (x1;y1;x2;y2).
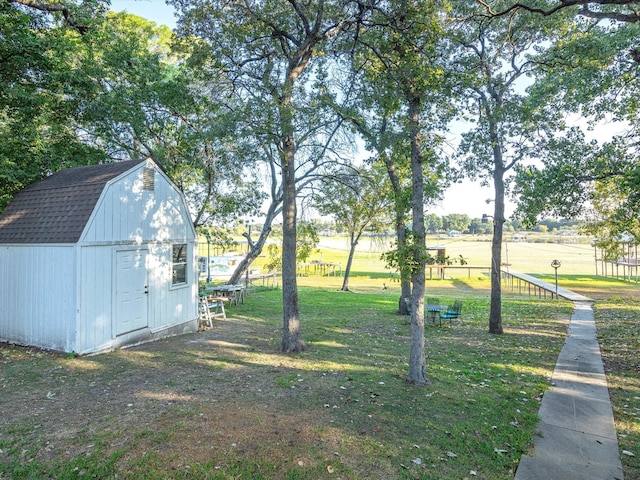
2;238;639;479
1;285;575;479
593;297;640;479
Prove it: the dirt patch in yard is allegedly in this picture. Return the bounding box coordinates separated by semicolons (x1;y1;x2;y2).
0;318;355;478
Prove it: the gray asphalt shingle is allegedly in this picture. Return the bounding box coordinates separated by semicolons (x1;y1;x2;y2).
0;160;145;244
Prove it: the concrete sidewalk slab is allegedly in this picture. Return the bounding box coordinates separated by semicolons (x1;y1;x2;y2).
514;301;624;480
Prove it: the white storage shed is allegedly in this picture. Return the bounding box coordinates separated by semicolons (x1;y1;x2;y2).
0;159;198;354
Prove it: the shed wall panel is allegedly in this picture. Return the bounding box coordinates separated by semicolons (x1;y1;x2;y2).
82;166;193;245
76;243;197;353
146;243;198;331
77;246;114;353
0;245;76;351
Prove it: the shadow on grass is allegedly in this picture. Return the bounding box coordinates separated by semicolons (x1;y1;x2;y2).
0;287;578;480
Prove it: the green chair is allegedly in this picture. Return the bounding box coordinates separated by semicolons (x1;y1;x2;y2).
439;300;462;326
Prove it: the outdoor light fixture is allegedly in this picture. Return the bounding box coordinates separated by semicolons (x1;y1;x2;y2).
204;229;212;283
481;214;493;224
551;259;561;297
243;220;253;287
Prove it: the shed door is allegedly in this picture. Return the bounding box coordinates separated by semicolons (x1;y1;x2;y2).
115;249;148;335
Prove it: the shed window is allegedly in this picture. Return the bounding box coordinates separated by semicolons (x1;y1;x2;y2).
172;244;188;285
143;167;155;191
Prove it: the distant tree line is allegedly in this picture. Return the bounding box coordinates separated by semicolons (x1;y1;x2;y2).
272;215;584;237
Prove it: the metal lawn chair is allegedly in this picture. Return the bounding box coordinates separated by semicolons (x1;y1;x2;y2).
439;300;462;326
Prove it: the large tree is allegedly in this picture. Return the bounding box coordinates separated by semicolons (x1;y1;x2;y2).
0;2;258;231
171;0;371;353
512;6;640;243
314;164;392;291
0;1;108;211
443;213;471;233
351;0;451;384
450;2;560;334
75;12;263;227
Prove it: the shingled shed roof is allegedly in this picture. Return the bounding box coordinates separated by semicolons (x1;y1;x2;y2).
0;160;146;244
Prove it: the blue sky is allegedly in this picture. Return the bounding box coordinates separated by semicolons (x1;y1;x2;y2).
111;0;177;28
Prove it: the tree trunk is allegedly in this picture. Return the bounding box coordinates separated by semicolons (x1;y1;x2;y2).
280;127;306;353
406;95;429;385
408;270;427;383
397;221;412;315
228;202;279;285
489;123;505;335
341;232;358;291
381;152;411;315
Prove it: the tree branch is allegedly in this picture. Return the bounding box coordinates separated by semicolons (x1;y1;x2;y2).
476;0;640;23
9;0;91;33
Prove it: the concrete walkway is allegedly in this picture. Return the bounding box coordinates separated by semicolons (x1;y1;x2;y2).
514;300;624;480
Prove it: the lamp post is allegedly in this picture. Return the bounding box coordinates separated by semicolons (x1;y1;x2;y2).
551;259;561;297
244;221;252;287
204;230;212;283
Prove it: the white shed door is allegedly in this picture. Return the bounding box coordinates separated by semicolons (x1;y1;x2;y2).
115;249;148;335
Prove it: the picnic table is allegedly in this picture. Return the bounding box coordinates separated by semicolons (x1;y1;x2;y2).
208;284;246;305
426;304;449;324
296;261;341;277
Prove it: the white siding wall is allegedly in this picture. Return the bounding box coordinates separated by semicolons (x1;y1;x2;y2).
147;243;198;331
0;245;76;351
76;243;197;354
77;245;114;353
82;163;193;245
77;161;198;352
